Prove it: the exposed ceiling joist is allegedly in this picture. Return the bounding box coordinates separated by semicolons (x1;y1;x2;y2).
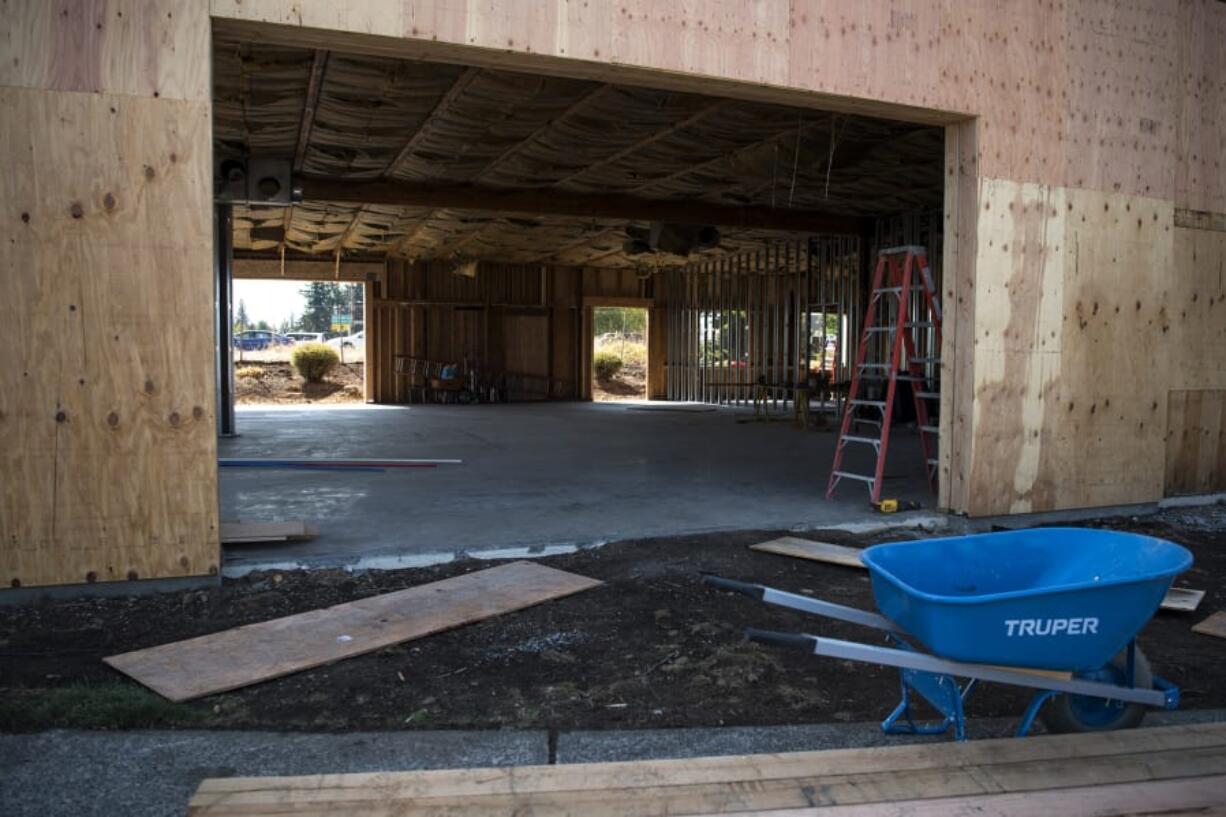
293;49;329;173
471;83;613;183
550;98;732;188
628;115;829;195
382;67;482;178
300;178;868;234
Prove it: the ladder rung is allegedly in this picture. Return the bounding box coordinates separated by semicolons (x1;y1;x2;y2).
916;391;940;399
833;471;876;484
921;425;939;434
874;287;904;295
865;327;894;334
926;458;939;466
841;435;880;446
858;363;890;369
910;357;941;364
851;400;887;408
893;375;926;382
906;321;935;328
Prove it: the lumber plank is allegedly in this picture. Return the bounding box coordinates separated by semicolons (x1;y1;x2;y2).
705;774;1226;816
220;521;316;544
750;536;866;569
105;561;600;702
188;721;1226;804
188;741;1226;815
1162;587;1206;613
1193;611;1226;639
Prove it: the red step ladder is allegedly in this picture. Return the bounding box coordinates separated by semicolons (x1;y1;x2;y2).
826;246;942;502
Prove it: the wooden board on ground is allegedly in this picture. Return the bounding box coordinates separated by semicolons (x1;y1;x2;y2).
1161;587;1206;613
1192;610;1226;639
219;520;319;544
105;561;601;702
188;722;1226;815
751;536;867;569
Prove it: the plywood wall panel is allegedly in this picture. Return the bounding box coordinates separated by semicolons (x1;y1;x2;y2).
1175;0;1226;213
0;70;216;584
1166;390;1226;496
1;0;210;101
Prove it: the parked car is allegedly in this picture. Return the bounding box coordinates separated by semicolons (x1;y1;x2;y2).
233;330;291;351
327;330;365;352
285;332;326;344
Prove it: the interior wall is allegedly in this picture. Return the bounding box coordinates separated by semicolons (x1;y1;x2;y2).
367;260;649;402
1;1;219;588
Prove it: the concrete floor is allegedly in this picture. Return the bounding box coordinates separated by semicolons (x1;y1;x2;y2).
219;401;936;572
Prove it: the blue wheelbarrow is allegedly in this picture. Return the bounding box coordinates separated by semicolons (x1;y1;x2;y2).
705;528;1193;740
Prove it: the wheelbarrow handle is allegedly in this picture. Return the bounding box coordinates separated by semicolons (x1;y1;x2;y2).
746;628;818;652
702;575;765;600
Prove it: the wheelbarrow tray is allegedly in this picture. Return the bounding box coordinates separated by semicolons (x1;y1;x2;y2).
861;528;1192;672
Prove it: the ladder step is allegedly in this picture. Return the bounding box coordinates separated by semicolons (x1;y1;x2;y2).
926;458;939;466
864;327;894;334
833;471;876;484
909;357;941;364
874;287;904;295
921;425;939;434
916;391;940;399
906;321;935;328
841;435;880;446
858;363;890;369
851;400;887;408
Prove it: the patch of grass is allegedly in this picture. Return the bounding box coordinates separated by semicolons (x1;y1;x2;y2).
0;682;210;732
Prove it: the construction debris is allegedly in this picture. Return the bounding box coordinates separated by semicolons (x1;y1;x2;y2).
219;520;318;545
750;536;866;569
1192;611;1226;639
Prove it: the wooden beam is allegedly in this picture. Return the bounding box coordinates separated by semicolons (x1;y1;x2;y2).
471;83;614;183
628;115;830;195
299;178;868;234
293;49;328;173
527;225;624;264
551;98;732;188
382;67;481;178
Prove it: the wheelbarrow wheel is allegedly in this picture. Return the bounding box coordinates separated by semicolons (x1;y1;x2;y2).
1041;647;1152;734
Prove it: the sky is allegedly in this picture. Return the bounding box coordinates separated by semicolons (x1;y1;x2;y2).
233;279;308;327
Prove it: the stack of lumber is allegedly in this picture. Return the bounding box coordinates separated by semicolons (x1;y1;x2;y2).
188;722;1226;815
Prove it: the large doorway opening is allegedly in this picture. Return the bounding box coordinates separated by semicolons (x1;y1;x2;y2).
230;279;367;406
591;306;648;402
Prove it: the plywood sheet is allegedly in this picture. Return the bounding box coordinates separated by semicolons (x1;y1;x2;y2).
105;561;601;701
188;722;1226;815
1166;391;1226;497
219;521;317;544
1193;611;1226;640
750;536;866;569
1162;587;1206;613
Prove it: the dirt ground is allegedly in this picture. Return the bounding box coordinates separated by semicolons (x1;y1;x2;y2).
1;509;1223;733
593;363;647;401
234;361;364;404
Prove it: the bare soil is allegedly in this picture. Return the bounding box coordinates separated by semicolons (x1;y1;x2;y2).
1;510;1223;733
234;362;364;404
593;364;647;401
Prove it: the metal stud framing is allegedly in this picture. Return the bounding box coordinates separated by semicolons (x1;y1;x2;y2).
664;236;863;413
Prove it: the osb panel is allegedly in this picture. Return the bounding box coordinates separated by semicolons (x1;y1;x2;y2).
0;87;218;588
0;0;210;100
966;181;1178;515
1165;390;1226;496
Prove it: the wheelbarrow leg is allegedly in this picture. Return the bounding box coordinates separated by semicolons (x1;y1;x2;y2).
881;667;971;741
1017;690;1059;737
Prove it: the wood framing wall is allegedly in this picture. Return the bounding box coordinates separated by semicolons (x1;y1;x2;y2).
366;261;650;403
205;0;1223;515
1;2;219;587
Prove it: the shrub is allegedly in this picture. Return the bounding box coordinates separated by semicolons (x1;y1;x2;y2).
291;342;339;383
235;365;264;380
593;351;623;380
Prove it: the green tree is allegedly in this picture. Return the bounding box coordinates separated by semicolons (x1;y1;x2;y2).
299;283;363;334
593;307;646;336
234;299;250;333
